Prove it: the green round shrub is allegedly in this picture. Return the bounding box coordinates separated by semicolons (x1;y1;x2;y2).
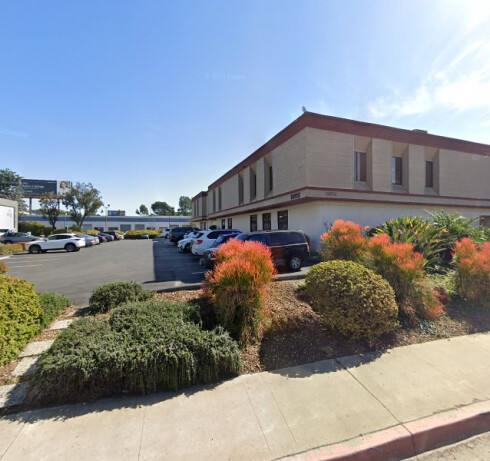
33;300;241;404
304;260;399;343
89;281;154;313
0;276;43;365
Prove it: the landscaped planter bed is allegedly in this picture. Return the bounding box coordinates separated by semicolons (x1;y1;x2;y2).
156;280;490;374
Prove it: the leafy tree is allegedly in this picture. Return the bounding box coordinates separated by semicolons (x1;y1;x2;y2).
0;168;27;213
63;182;103;228
39;193;61;230
177;196;192;216
151;201;175;216
135;204;149;215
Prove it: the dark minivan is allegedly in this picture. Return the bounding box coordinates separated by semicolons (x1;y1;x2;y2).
236;230;309;271
169;227;198;243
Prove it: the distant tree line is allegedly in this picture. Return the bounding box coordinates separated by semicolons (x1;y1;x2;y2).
136;196;191;216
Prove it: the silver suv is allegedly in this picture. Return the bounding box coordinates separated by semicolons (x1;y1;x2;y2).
0;232;42;244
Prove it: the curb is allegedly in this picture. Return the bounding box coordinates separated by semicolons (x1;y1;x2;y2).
0;255;10;260
155;272;307;293
280;400;490;461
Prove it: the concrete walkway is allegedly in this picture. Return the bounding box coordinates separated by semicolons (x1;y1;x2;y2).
1;332;490;460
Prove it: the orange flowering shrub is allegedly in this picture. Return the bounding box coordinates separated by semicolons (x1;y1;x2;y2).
454;238;490;306
320;220;366;262
366;233;442;320
204;240;276;346
0;261;8;274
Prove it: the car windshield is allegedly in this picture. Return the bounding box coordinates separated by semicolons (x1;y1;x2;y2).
235;234;247;241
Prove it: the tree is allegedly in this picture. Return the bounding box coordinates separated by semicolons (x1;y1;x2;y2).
177;196;192;216
135;204;149;215
39;193;61;230
63;182;103;228
151;201;175;216
0;168;27;213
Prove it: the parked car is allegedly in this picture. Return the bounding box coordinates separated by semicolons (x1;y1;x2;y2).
25;233;86;254
97;234;108;243
76;234;98;247
157;228;170;239
0;231;42;244
202;233;240;269
169;227;198;243
177;231;204;252
105;231;123;240
141;233;150;239
99;233;114;241
235;230;309;271
191;229;241;256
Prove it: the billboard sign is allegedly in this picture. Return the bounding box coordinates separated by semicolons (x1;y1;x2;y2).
0;205;15;230
108;210;126;216
21;179;71;197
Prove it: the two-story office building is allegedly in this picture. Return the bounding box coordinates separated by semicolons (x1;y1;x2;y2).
192;112;490;249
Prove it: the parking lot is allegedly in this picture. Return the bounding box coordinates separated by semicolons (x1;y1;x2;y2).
4;238;310;307
4;239;206;306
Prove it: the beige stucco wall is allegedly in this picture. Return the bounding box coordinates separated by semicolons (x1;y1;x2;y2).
306;127;353;189
439;149;490;198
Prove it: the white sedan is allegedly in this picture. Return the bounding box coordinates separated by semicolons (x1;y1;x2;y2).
25;233;86;254
177;231;203;252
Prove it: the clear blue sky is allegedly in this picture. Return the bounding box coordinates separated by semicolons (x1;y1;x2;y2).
2;0;490;214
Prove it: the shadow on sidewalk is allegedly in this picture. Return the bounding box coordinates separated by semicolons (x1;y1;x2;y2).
4;377;234;424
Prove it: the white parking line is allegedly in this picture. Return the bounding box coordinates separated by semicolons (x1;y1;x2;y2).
7;259;57;264
8;264;43;268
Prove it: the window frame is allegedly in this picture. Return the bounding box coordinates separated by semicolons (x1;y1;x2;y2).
250;214;257;232
277;210;288;230
354;151;367;182
392;156;403;185
425;160;434;188
262;212;271;231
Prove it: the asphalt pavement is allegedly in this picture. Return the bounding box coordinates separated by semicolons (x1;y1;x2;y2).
4;239;205;306
4;239;310;307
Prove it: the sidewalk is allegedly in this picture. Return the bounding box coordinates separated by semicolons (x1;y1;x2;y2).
1;332;489;460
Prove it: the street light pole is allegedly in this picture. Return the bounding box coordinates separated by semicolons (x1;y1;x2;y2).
105;204;110;231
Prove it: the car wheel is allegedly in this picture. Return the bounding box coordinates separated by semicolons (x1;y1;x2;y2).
41;250;47;253
185;243;191;252
288;255;302;272
65;243;76;252
29;245;42;254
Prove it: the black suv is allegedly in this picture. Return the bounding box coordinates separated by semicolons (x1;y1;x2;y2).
169;227;199;243
236;230;309;271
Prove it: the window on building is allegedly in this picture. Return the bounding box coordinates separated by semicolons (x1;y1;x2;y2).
238;175;244;204
278;210;288;230
262;212;271;230
250;169;257;200
221;219;226;229
392;157;403;185
227;218;232;229
354;151;367;182
269;165;273;192
250;214;257;232
218;187;222;211
425;161;434;188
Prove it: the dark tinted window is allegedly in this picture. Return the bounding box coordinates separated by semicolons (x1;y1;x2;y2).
278;210;288;230
425;161;434;188
221;219;225;229
262;213;271;230
207;231;219;239
250;214;257;232
268;233;288;246
248;234;267;244
287;232;306;244
392;157;403;185
227;218;232;229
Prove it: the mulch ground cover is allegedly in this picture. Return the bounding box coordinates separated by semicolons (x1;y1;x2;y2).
156;281;490;374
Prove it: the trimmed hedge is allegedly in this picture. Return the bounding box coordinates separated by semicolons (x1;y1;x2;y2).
89;281;155;313
124;230;160;239
32;300;241;404
305;260;399;343
0;243;25;255
0;261;8;274
0;276;43;366
38;292;71;328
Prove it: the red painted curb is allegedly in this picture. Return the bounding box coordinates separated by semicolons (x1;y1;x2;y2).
280;400;490;461
405;400;490;455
